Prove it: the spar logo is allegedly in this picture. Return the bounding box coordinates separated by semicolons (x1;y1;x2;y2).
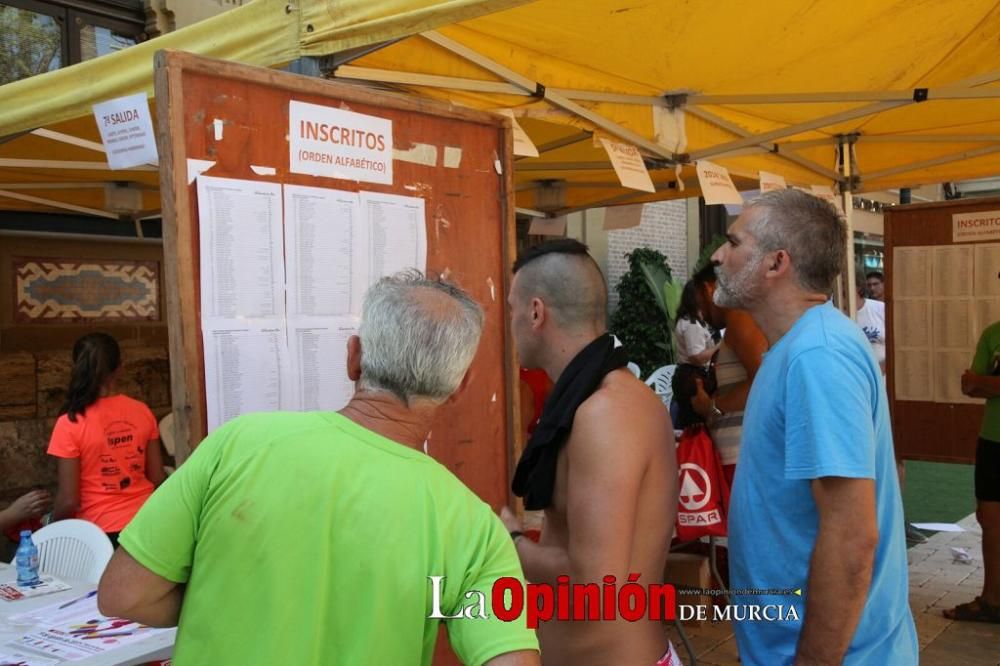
677;463;722;526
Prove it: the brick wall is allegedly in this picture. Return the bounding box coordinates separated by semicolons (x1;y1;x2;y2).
606;200;688;312
0;345;171;505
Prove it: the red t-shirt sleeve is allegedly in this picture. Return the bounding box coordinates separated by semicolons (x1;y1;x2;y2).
47;415;81;458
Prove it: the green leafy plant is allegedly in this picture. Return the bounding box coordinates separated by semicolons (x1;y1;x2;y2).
610;248;676;375
691;234;727;276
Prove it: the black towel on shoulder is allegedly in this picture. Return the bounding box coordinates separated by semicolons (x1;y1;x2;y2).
512;333;628;510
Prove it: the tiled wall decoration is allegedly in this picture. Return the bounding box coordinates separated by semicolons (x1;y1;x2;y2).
14;257;159;323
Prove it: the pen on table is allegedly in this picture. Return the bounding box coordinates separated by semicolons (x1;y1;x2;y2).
82;630;135;639
58;589;98;609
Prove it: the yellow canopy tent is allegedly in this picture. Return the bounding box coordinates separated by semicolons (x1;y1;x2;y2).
1;0;999;221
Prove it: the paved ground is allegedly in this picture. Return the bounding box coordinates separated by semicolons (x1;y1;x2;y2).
664;512;1000;665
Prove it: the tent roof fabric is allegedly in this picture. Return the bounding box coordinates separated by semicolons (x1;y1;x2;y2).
1;0;999;219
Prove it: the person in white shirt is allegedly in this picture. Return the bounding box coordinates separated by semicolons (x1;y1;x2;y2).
674;280;719;367
855;279;886;374
857;274;924;543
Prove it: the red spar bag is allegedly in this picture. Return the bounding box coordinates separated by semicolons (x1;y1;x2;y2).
674;425;730;541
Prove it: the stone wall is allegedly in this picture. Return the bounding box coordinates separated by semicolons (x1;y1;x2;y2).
0;345;171;505
606;200;688;313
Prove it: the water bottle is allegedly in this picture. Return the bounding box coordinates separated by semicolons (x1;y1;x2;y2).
15;530;40;587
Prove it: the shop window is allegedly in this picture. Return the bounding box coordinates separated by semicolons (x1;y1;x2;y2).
0;0;143;84
0;2;64;85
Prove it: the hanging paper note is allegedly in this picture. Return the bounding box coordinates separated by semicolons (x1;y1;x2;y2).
696;160;743;205
653;106;687;153
528;217;567;236
600;138;655;193
92;93;158;169
603;204;644;230
497;109;539;157
759;171;787;193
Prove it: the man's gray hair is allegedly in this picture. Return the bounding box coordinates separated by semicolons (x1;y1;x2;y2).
359;270;485;404
744;189;847;294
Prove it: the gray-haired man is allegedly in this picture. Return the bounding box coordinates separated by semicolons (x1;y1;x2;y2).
712;190;916;664
98;271;539;666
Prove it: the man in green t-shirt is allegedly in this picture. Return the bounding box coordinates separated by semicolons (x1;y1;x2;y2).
97;272;540;665
944;321;1000;624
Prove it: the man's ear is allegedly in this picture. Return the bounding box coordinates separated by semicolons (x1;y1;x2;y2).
346;335;362;381
530;297;546;330
766;250;792;278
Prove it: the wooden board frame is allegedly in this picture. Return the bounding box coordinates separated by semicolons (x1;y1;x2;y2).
885;196;1000;464
154;50;518;510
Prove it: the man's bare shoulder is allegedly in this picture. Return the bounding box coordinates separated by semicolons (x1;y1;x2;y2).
574;369;671;435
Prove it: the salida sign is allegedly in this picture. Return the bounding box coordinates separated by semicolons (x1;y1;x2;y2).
289;101;393;185
92;92;158;170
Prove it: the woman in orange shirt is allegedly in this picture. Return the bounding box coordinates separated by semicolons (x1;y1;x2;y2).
48;333;165;547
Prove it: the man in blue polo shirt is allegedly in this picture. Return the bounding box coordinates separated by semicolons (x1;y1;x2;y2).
710;189;917;665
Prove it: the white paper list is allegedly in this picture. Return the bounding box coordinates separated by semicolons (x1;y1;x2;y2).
284;185;368;316
287;316;360;412
361;191;427;284
197;176;284;319
203;320;291;432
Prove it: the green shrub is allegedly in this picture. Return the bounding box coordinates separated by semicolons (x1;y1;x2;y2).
609;248;674;376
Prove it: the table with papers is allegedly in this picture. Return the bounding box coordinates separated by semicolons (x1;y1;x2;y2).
0;566;174;665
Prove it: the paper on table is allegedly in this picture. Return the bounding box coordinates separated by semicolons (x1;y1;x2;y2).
893;247;931;299
202;320;291;432
360;191;427;285
284;185;367;316
894;350;933;401
287;316;360;412
0;577;69;602
910;522;965;532
0;651;58;665
932;245;974;298
8;596;168;661
197;176;284;319
600;138;655;193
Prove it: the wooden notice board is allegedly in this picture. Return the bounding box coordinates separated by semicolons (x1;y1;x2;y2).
153;50;517;511
885;196;1000;463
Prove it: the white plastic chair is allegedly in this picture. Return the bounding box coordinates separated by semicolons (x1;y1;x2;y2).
14;519;113;584
626;362;641;378
159;411;177;475
644;364;677;407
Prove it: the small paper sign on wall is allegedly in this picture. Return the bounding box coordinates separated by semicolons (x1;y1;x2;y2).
953;210;1000;242
696;160;743;205
528;216;567;236
759;171;787;193
600;138;655;193
497;109;539;157
92;93;158;170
